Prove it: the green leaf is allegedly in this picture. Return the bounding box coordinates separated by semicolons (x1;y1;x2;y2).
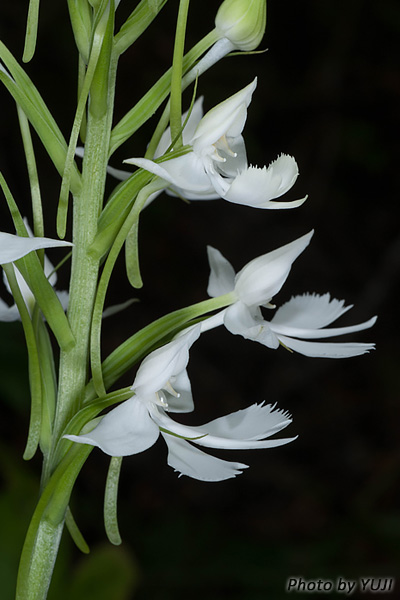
35;316;57;456
23;0;40;63
16;107;44;239
0;41;81;195
65;507;90;554
2;264;42;460
104;457;122;546
114;0;169;56
67;0;93;63
89;169;152;260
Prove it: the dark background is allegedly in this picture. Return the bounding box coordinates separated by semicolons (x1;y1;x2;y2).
0;1;399;598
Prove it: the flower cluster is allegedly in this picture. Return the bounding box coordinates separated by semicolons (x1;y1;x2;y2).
0;0;376;487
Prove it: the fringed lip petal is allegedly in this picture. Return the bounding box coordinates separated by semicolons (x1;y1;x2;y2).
271;293;354;328
223;155;305;209
195;402;293;440
152;404;296;450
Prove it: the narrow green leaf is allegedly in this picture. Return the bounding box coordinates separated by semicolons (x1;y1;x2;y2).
16;106;44;239
88;0;115;119
23;0;40;63
1;264;42;460
89;169;152;260
67;0;93;63
104;457;122;546
15;253;75;352
65;506;90;554
35;316;57;456
114;0;169;56
0;41;81;194
124;221;142;288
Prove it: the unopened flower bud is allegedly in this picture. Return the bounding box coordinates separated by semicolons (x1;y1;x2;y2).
215;0;266;51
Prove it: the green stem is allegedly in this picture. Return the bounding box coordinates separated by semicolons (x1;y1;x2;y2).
16;445;93;600
51;51;119;461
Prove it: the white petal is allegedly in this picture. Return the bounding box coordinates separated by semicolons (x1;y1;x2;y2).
153;405;296;450
277;334;376;358
126;154;216;197
106;164;132;181
207;246;236;297
224;302;280;348
192;79;257;150
12;264;35;310
196;402;293;441
123;157;174;185
162;434;248;481
234;231;313;306
271;316;377;340
0;232;72;264
132;325;200;397
64;397;160;456
224;156;305;208
271;293;352;329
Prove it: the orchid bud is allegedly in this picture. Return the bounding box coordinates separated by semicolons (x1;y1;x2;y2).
215;0;266;51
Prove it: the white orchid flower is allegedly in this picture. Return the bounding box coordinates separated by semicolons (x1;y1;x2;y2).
117;79;306;209
65;325;296;481
204;233;377;358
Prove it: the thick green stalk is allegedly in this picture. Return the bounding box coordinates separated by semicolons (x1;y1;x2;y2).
51;52;118;463
16;445;93;600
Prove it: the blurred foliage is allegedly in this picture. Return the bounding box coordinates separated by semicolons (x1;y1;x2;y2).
1;0;399;598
